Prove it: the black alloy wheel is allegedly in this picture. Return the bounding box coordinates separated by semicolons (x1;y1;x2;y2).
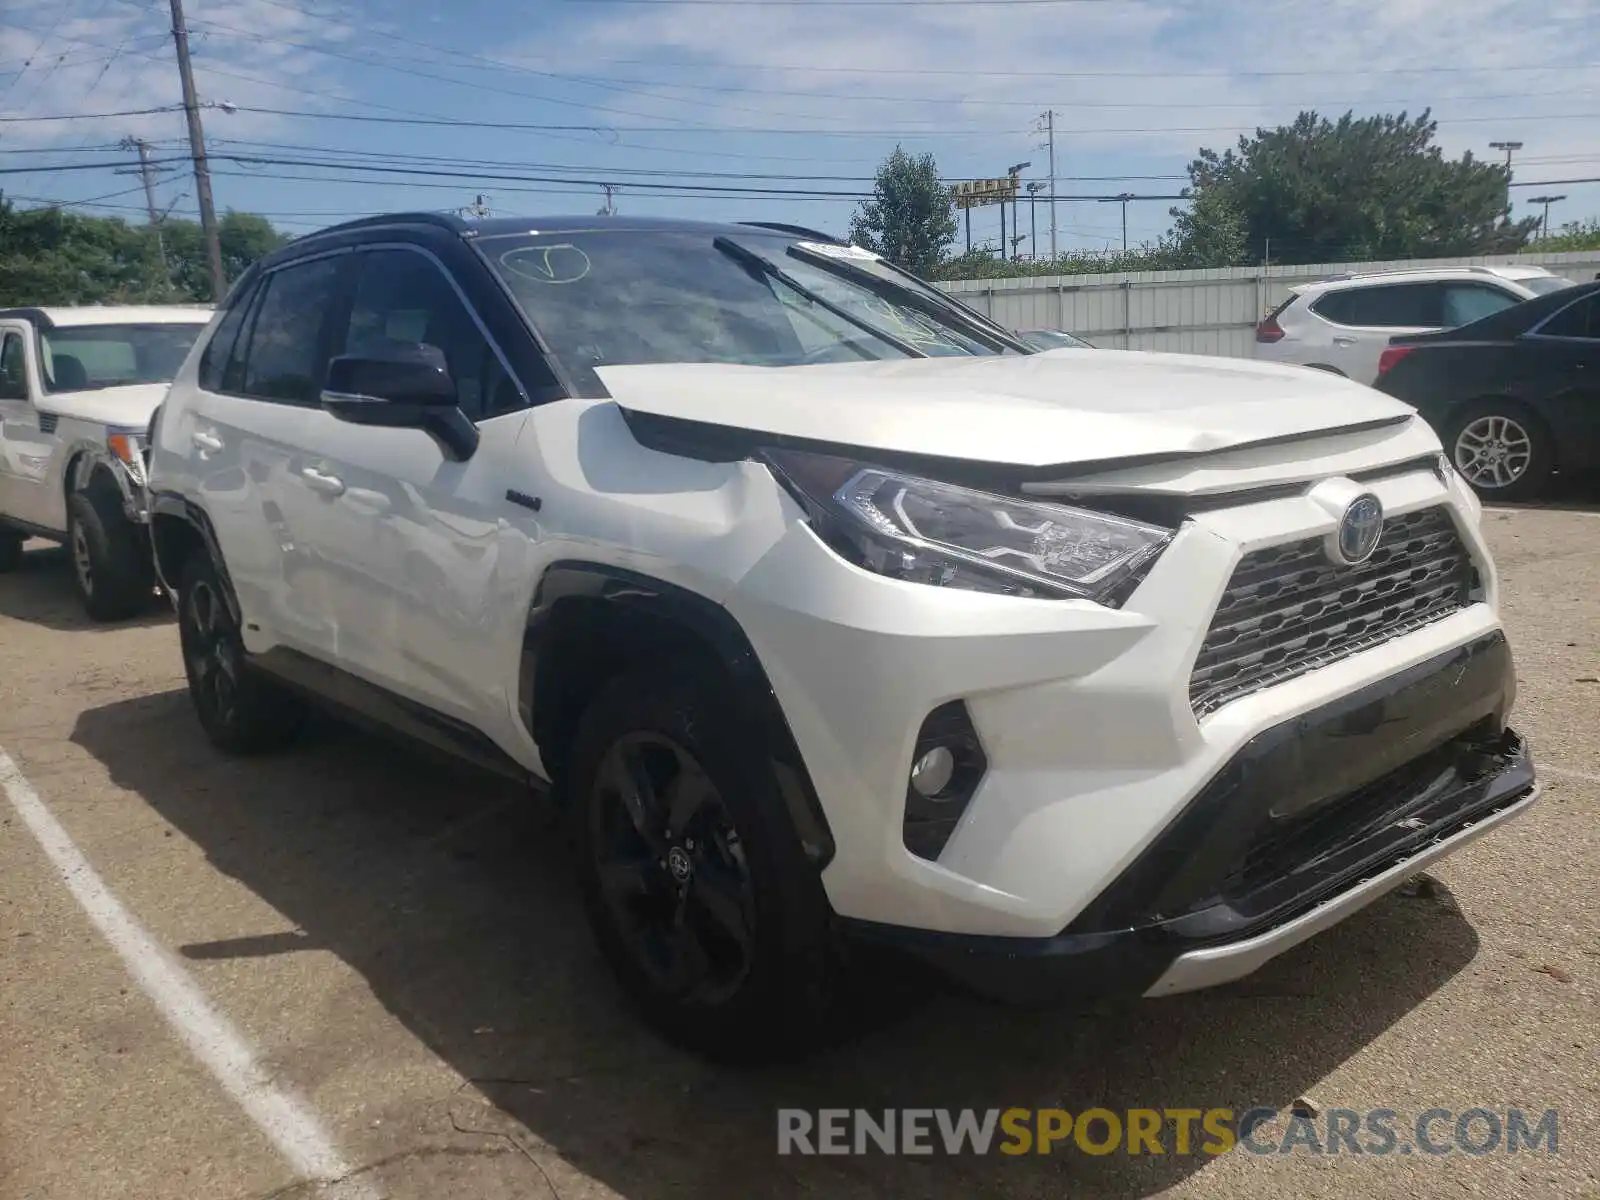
588;732;756;1006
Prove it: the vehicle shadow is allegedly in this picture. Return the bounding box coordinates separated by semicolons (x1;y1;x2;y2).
0;543;172;633
72;691;1483;1198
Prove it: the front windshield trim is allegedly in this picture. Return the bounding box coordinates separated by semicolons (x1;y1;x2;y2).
712;236;927;360
785;243;1030;354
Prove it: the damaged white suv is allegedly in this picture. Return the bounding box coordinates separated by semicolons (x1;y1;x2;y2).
147;215;1539;1060
0;305;212;618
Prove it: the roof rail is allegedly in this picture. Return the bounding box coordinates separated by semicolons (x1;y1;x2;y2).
298;212;468;239
737;221;844;244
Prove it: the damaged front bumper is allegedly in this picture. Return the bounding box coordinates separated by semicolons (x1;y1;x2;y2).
843;633;1538;1002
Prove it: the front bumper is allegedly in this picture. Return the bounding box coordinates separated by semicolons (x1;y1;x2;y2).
840;633;1536;1002
728;456;1511;939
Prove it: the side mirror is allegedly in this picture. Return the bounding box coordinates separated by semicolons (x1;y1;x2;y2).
321;345;479;462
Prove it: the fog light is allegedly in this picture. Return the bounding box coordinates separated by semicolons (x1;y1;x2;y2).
910;746;956;798
903;702;988;862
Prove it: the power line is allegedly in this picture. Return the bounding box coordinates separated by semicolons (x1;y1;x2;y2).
0;105;182;123
171;13;1599;112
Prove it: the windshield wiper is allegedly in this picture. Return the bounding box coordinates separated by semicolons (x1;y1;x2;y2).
711;236;926;360
784;244;1029;354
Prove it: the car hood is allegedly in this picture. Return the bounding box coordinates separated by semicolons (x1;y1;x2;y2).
36;383;169;429
597;351;1416;469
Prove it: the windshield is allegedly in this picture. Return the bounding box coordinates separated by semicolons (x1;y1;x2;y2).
41;323;206;394
1522;276;1578;296
478;229;1018;396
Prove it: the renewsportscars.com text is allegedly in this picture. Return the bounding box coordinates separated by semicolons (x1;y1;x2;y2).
776;1107;1559;1157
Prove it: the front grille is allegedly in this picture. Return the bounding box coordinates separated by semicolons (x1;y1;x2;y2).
1190;506;1474;717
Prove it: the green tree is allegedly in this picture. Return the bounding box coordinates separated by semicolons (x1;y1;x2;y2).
1173;110;1538;265
1539;217;1600;252
1162;187;1248;269
0;200;286;306
849;146;958;276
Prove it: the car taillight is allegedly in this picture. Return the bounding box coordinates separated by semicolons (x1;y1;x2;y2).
1377;346;1415;377
1255;315;1285;343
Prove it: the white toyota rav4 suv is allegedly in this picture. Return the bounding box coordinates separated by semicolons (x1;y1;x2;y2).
1254;264;1575;385
147;215;1539;1060
0;305;212;618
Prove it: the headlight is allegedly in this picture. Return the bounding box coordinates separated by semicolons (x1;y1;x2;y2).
764;449;1172;605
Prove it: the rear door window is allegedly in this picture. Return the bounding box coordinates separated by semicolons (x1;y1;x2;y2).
1312;283;1441;328
0;332;26;400
1537;294;1600;340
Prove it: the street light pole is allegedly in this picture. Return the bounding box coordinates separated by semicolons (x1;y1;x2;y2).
1489;140;1523;212
1026;181;1045;260
1006;160;1031;263
1528;194;1566;239
1099;192;1135;252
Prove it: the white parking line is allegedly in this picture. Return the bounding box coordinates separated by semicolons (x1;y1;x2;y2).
0;748;381;1199
1542;764;1600;786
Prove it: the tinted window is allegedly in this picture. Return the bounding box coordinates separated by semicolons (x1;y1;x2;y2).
242;257;345;404
1312;283;1440;328
1538;294;1600;340
340;249;520;420
0;333;25;400
1441;284;1520;327
199;281;257;391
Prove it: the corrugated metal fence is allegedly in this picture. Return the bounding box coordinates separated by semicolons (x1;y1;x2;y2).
933;251;1600;359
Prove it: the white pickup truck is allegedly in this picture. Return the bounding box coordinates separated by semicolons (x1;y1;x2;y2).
0;305;213;619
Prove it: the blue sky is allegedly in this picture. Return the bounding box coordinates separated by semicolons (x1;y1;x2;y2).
3;0;1598;257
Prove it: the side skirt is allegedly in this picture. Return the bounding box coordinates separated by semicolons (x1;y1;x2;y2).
249;647;534;785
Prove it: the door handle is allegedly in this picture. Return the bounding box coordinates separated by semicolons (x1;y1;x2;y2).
191;430;223;454
300;466;346;497
1332;336;1356;346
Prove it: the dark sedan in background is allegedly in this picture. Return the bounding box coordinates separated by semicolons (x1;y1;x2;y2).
1375;280;1599;499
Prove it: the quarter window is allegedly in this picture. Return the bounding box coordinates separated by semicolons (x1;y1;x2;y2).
339;249;521;420
1441;284;1520;327
240;256;345;405
199;280;258;392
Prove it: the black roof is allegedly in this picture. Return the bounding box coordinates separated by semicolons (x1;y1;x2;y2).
294;211;844;244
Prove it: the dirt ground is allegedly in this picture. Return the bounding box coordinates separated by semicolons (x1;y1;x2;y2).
1;501;1596;1200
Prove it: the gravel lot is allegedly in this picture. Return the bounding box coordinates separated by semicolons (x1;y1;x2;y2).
1;502;1595;1200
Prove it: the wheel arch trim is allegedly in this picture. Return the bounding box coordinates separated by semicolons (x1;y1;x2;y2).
148;490;242;623
519;560;836;869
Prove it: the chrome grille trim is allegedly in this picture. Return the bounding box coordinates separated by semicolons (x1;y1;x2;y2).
1190;507;1474;718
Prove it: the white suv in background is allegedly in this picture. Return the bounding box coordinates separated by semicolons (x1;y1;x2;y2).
1255;265;1575;384
147;214;1539;1061
0;305;212;618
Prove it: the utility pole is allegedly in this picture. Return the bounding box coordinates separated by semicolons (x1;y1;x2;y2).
167;0;225;301
1099;192;1135;252
1006;161;1030;263
1528;194;1566;239
460;193;493;218
116;136;170;281
598;183;619;216
1037;109;1057;261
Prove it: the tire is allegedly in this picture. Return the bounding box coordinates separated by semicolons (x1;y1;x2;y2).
1441;399;1554;502
0;531;22;573
568;662;843;1063
66;487;154;621
177;553;306;755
